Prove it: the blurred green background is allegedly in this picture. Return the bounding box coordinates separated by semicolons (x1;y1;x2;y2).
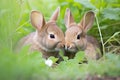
0;0;120;80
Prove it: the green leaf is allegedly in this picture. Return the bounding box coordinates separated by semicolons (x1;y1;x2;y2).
62;56;69;61
102;8;120;20
49;56;59;63
58;49;69;61
74;0;96;9
59;49;64;57
74;51;85;63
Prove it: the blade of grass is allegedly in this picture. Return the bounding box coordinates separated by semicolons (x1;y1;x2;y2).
95;15;105;55
103;31;120;46
16;20;30;31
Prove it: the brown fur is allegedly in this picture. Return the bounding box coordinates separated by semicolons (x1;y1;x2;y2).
17;7;65;60
64;8;101;60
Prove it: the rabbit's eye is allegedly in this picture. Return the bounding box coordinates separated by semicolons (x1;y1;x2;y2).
50;34;55;39
77;34;80;39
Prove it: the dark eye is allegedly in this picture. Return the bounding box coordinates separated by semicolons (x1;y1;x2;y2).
50;34;55;39
77;34;80;39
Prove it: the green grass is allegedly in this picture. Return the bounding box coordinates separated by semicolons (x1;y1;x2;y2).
0;0;120;80
0;47;120;80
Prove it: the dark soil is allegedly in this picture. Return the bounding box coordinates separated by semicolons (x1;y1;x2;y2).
86;75;120;80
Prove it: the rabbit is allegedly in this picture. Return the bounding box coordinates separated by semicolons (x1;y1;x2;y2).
17;7;65;60
64;8;101;60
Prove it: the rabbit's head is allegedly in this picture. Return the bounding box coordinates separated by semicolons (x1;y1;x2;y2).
64;8;95;52
31;7;64;52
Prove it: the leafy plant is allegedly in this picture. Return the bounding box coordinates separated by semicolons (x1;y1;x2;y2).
0;0;120;80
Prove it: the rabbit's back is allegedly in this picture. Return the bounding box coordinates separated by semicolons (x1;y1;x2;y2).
19;32;35;47
86;35;99;48
86;35;101;59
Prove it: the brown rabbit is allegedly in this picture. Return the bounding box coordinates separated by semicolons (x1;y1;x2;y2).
17;7;65;60
64;8;101;60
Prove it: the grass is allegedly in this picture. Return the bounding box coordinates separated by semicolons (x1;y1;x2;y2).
95;14;105;55
0;0;120;80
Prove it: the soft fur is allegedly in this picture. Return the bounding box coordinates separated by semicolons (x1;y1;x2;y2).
64;8;101;60
17;7;65;59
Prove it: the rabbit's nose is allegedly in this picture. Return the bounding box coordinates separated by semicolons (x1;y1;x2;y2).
65;46;69;50
65;44;71;50
65;42;75;50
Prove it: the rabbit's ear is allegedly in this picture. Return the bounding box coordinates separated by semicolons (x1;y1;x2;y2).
50;7;60;21
64;8;75;28
30;11;45;31
78;11;95;32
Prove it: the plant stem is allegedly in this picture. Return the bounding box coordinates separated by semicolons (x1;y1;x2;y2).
95;15;105;55
104;31;120;45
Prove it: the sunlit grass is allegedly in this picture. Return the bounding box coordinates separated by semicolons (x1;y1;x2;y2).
0;0;120;80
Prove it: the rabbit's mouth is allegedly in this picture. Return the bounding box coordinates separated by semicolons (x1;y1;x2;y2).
65;43;78;52
65;42;85;52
